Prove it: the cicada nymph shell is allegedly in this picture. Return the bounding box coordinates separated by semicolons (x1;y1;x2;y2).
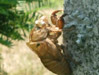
27;10;72;75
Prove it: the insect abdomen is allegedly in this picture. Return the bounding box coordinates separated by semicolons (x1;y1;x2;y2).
41;58;71;75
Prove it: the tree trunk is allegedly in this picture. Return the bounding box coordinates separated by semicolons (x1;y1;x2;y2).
63;0;99;75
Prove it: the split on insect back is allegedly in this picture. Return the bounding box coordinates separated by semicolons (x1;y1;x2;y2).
26;10;79;75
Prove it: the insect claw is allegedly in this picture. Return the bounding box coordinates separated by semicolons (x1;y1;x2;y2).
51;10;62;25
51;10;67;29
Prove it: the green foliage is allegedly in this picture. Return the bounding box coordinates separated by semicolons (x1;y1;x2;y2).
0;0;44;47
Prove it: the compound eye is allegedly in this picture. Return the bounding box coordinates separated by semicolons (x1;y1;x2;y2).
36;43;40;47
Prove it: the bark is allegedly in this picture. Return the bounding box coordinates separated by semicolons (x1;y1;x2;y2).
63;0;99;75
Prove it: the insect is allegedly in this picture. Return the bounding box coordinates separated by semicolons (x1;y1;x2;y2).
26;10;78;75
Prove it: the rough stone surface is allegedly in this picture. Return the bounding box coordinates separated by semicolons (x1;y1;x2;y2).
63;0;99;75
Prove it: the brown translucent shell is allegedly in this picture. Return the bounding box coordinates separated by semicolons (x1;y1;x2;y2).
29;28;48;42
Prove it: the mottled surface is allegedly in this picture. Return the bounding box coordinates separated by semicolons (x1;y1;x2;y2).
63;0;99;75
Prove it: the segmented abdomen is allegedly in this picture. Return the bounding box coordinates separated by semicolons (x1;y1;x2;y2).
41;57;71;75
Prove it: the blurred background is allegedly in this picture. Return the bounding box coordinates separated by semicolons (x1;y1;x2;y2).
0;0;63;75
